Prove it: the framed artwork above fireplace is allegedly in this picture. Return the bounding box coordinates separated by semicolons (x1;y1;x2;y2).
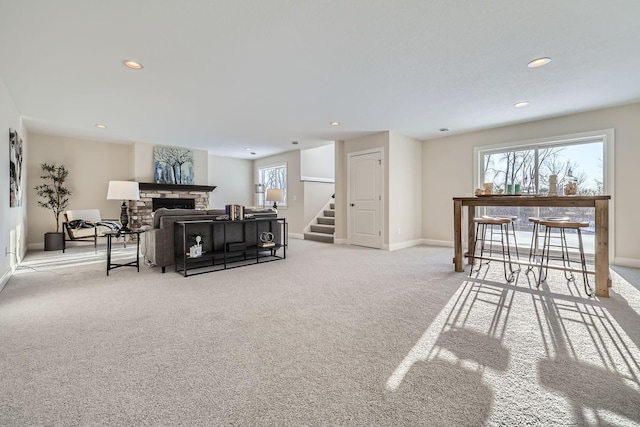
153;145;194;185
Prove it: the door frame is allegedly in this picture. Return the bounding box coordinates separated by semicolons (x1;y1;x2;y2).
347;147;385;248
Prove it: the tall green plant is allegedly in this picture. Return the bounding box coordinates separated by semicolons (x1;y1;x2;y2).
34;163;72;233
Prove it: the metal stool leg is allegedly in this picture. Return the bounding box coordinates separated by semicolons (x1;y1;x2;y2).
577;228;593;296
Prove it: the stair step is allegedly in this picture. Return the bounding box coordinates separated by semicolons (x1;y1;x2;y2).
317;217;335;225
323;210;335;217
310;224;335;234
304;232;334;244
330;203;335;209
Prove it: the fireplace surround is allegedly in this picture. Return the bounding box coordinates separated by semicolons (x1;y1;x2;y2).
129;183;216;229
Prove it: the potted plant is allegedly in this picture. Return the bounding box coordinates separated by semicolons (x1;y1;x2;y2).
34;163;72;251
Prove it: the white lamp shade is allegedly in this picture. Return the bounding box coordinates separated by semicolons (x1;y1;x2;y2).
107;181;140;200
265;188;284;202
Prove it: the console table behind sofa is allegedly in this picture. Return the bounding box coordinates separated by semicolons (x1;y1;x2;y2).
141;207;278;272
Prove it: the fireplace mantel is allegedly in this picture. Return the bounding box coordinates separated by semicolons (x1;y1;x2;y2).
139;182;216;192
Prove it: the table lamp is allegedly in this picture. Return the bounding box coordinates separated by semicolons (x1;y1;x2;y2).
107;180;140;230
265;188;284;210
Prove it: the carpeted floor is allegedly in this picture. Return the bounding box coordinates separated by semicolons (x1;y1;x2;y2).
1;240;639;426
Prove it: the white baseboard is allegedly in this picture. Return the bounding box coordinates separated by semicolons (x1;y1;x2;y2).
388;239;424;251
288;233;304;240
422;239;455;248
0;267;11;293
613;257;640;269
334;238;348;245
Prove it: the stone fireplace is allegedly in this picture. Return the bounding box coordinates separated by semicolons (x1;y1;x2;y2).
130;183;216;229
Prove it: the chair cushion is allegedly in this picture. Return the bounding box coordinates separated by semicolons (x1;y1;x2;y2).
66;209;102;223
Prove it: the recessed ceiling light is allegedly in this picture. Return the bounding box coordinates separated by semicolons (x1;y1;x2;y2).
95;124;107;129
250;152;256;155
514;101;530;108
123;60;144;70
527;57;551;68
330;121;340;126
244;147;252;151
292;141;299;145
439;128;450;132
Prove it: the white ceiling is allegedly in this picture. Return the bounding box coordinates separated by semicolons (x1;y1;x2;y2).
1;1;639;159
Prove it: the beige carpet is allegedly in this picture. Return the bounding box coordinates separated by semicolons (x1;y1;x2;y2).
1;240;639;426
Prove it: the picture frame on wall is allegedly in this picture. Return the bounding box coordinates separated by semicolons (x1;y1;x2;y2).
9;128;23;207
153;145;195;185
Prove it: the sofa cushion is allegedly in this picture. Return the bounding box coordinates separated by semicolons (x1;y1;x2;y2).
152;208;206;228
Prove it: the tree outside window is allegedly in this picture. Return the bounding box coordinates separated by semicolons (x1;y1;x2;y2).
259;163;287;207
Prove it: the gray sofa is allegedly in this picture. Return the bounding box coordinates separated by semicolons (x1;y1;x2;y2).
141;207;278;272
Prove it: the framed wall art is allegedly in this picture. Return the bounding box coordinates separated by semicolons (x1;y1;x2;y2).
9;128;23;207
153;145;194;185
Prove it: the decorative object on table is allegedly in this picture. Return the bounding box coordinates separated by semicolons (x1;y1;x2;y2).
483;183;493;195
506;183;514;194
107;181;140;231
254;183;265;207
514;183;522;195
475;188;485;196
153;145;194;184
259;231;276;247
564;181;577;195
34;163;72;251
548;175;558;196
564;168;578;195
225;204;244;220
266;188;284;210
188;234;203;257
9;128;24;207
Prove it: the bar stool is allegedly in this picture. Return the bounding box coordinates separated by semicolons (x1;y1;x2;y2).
470;216;517;282
537;220;593;296
483;215;520;260
526;216;569;273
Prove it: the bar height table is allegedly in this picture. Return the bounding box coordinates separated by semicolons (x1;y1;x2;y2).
452;195;611;297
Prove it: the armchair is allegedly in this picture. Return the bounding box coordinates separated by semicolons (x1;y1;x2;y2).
62;209;121;252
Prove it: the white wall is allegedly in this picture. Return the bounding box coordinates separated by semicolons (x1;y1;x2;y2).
389;132;422;248
27;134;134;247
422;102;640;266
208;154;252;208
301;144;335;180
254;150;303;235
0;76;28;291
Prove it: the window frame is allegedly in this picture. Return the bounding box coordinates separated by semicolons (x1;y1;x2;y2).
474;129;614;197
258;162;288;208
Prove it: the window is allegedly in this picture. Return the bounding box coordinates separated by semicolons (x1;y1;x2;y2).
258;163;287;207
474;130;613;255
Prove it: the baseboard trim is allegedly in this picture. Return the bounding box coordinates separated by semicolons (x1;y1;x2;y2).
334;238;348;245
422;239;455;248
0;267;11;293
613;257;640;268
388;240;424;251
288;233;304;240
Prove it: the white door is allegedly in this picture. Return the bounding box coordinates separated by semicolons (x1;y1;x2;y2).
348;150;382;248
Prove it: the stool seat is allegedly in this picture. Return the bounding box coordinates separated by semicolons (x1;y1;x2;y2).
474;217;512;225
529;216;570;223
539;220;589;228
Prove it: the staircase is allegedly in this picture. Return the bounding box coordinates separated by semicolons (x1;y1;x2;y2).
304;202;335;243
